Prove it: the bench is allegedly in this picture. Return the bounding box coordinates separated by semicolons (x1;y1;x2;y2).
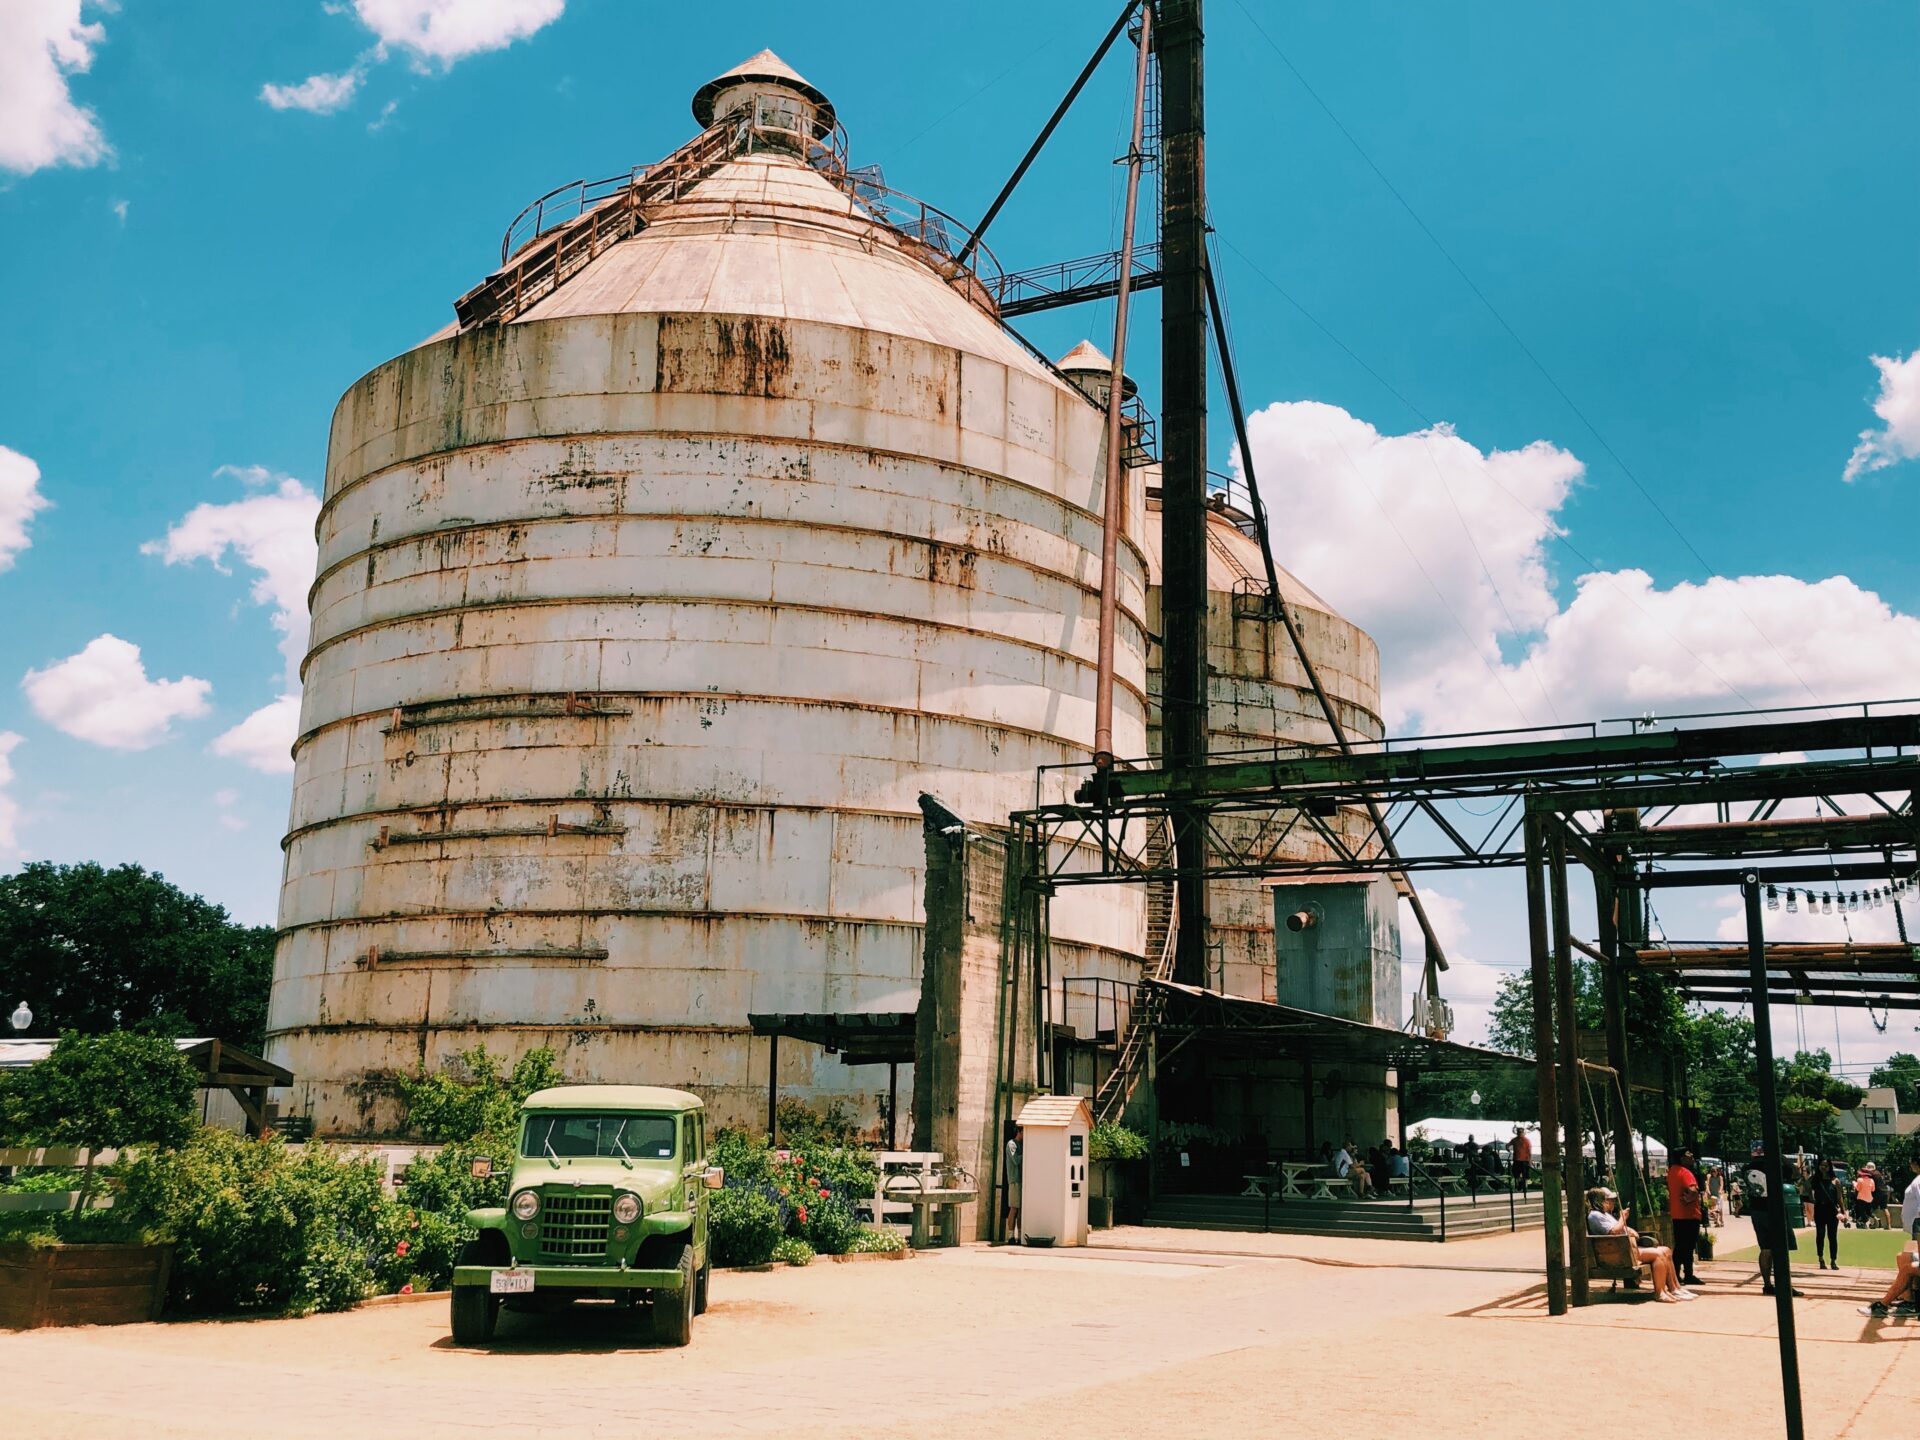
1241;1173;1281;1198
1588;1233;1651;1292
1308;1174;1351;1201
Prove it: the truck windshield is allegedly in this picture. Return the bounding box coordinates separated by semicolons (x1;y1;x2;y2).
521;1113;676;1160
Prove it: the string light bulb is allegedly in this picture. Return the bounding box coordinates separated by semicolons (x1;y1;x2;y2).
1786;890;1800;913
1766;885;1780;911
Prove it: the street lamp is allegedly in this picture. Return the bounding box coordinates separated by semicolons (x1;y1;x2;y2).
1470;1090;1482;1110
7;1001;30;1033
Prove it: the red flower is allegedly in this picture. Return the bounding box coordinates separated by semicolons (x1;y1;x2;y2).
395;1240;410;1257
399;1283;414;1295
797;1206;809;1224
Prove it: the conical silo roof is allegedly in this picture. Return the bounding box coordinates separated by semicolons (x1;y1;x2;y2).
692;48;837;133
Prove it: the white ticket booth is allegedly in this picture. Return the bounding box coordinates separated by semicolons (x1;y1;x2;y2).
1015;1095;1092;1247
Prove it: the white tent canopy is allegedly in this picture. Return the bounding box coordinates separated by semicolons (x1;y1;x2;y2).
1408;1116;1669;1168
1408;1117;1539;1150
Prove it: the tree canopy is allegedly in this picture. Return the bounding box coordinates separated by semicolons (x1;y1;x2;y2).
0;862;274;1047
1870;1052;1920;1113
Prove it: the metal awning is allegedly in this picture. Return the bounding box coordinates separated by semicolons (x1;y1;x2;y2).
747;1011;917;1065
1145;980;1534;1076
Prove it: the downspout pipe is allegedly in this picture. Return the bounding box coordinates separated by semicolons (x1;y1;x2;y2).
1093;3;1153;767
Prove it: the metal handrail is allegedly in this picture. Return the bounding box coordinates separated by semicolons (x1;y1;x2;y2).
472;100;1004;330
1406;1155;1447;1240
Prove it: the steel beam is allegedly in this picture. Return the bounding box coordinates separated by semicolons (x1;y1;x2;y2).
1159;0;1210;983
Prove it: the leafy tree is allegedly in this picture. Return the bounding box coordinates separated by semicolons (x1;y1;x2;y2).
0;862;274;1047
0;1031;199;1205
1870;1052;1920;1113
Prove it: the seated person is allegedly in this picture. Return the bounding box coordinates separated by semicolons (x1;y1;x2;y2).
1344;1139;1373;1197
1587;1186;1692;1302
1330;1144;1354;1181
1862;1154;1920;1318
1390;1146;1411;1179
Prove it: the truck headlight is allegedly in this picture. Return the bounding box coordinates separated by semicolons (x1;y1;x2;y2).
612;1192;641;1224
511;1189;541;1221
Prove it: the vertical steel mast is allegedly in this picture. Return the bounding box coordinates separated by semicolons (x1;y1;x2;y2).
1158;0;1210;984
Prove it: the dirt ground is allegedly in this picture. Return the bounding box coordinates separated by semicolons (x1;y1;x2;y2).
1;1220;1913;1439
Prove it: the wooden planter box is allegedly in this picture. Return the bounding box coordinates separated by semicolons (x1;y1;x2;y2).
0;1242;172;1330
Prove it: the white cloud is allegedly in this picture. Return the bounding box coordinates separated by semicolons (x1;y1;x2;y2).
1844;349;1920;482
261;69;363;114
0;1;110;176
212;786;250;830
22;635;212;750
210;693;301;775
1241;400;1580;729
0;445;53;572
148;470;319;775
1243;400;1920;733
352;0;565;66
109;197;127;224
0;732;23;862
145;472;321;681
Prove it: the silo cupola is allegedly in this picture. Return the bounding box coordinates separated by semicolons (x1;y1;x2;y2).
691;48;837;141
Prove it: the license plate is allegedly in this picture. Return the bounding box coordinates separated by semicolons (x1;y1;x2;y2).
489;1270;535;1295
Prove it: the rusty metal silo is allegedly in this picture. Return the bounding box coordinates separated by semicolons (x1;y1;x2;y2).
269;52;1150;1134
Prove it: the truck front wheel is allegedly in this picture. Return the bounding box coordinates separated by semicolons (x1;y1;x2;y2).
650;1246;695;1347
451;1284;500;1344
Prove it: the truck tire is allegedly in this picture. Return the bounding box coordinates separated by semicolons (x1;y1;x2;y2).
451;1284;499;1345
650;1246;695;1347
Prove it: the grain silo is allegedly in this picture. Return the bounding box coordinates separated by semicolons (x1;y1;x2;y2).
268;52;1150;1135
1050;348;1386;1006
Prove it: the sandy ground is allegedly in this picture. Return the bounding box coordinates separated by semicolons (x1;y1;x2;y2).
0;1220;1912;1439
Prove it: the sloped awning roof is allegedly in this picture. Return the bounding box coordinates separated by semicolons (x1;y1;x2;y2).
1146;980;1534;1076
0;1036;291;1087
747;1011;916;1066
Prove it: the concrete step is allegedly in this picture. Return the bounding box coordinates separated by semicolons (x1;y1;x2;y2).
1146;1193;1545;1243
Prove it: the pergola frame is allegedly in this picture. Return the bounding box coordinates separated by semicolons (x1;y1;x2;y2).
1006;707;1919;1343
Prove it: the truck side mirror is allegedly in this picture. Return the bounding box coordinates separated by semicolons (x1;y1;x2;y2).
703;1166;725;1190
469;1157;493;1179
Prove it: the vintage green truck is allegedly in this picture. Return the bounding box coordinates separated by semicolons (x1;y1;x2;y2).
449;1084;717;1346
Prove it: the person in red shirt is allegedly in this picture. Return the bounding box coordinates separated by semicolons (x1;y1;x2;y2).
1668;1146;1704;1286
1511;1126;1533;1194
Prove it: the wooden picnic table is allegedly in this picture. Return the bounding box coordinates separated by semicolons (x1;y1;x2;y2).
1279;1161;1319;1199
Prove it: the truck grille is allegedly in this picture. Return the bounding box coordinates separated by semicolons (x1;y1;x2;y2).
538;1192;612;1260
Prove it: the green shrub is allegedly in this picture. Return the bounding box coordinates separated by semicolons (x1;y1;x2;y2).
711;1127;774;1186
708;1185;782;1267
773;1097;861;1148
779;1143;877;1201
0;1167;87;1193
394;1046;562;1146
114;1128;398;1315
1089;1123;1148;1161
771;1236;814;1266
1826;1080;1867;1111
399;1139;513;1215
847;1226;905;1254
796;1192;862;1256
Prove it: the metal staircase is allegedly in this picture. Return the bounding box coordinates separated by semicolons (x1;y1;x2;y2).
1092;821;1178;1124
454;120;747;330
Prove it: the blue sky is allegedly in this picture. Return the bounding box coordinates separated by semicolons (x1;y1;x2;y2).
2;2;1917;1070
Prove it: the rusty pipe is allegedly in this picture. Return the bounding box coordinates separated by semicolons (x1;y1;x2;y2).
1094;2;1152;768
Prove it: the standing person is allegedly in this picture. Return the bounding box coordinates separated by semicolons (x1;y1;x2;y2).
1746;1141;1803;1298
1811;1158;1842;1270
1706;1163;1727;1226
1511;1126;1533;1194
1002;1120;1022;1244
1853;1164;1879;1229
1798;1159;1816;1228
1461;1134;1481;1179
1668;1147;1704;1286
1874;1163;1895;1229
